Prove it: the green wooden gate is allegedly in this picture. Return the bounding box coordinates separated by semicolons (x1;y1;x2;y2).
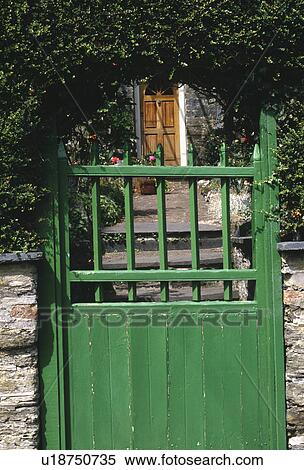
39;109;286;450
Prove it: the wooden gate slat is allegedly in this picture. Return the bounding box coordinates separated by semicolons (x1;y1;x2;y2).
90;315;113;449
188;145;201;301
240;314;260;449
156;144;169;301
106;318;133;449
222;315;242;449
220;143;233;300
69;315;94;449
167;313;204;449
130;317;168;449
203;320;225;449
91;141;103;302
123;146;137;301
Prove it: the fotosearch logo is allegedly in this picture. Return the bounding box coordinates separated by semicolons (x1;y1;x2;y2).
37;307;263;328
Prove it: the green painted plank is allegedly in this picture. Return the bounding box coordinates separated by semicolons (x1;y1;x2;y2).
156;144;169;301
220;143;233;300
130;318;168;449
77;313;133;449
90;315;114;449
257;312;272;449
69;268;257;283
222;315;242;449
203;320;225;449
68;315;94;449
108;318;133;448
183;318;204;449
90;141;103;302
123;146;136;301
67;165;255;178
240;316;260;449
188;145;201;301
168;314;203;449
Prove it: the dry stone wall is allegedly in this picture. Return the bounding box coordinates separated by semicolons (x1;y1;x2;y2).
184;86;223;158
279;243;304;450
0;253;42;449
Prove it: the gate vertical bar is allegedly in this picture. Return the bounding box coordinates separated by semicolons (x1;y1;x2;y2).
156;144;169;301
123;145;136;301
91;141;103;302
220;143;233;300
188;145;201;301
251;143;261;271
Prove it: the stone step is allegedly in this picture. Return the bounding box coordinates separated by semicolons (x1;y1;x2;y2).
111;282;238;302
103;248;223;270
102;222;221;237
103;222;223;253
104;236;223;253
103;234;251;253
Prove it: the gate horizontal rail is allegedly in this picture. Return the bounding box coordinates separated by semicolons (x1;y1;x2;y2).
66;165;255;178
69;268;257;282
72;300;258;310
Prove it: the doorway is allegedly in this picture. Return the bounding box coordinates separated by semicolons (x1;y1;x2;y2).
140;81;181;165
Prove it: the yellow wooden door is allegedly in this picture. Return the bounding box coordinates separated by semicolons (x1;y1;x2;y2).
141;84;180;165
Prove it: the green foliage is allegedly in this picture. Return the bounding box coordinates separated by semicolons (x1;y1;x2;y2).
276;100;304;240
0;0;303;251
99;178;125;226
69;178;125;247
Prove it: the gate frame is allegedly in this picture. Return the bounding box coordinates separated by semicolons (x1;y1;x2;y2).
38;108;286;450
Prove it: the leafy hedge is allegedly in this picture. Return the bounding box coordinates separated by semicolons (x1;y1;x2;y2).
0;0;303;252
69;178;125;246
277;100;304;240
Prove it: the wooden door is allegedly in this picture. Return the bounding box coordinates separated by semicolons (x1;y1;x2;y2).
141;84;180;165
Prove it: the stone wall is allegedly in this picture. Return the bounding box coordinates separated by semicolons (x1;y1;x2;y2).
279;243;304;450
0;253;42;449
199;184;252;228
184;86;223;159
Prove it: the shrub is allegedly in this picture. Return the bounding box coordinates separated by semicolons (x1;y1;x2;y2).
277;100;304;240
69;177;124;251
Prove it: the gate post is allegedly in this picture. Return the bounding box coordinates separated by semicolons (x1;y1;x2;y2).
38;120;66;449
259;108;286;449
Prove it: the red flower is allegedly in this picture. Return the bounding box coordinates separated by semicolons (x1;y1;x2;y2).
111;156;121;164
240;135;249;144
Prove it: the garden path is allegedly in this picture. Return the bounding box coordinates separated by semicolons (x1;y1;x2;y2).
101;181;233;301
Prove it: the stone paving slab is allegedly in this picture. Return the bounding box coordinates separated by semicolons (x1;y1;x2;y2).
103;221;221;235
103;248;223;270
112;281;238;302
